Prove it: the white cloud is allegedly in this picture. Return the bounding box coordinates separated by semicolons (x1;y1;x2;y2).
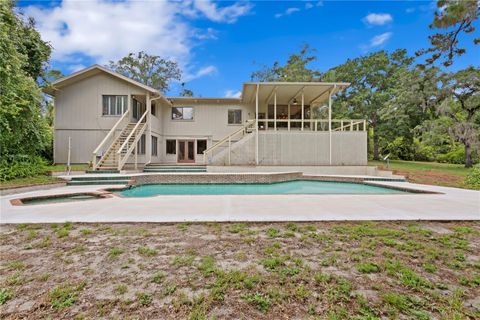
305;3;314;9
193;0;252;23
183;65;217;82
224;89;242;98
370;32;393;47
363;13;393;25
405;7;415;14
24;0;251;81
275;7;300;18
360;32;393;52
68;64;87;73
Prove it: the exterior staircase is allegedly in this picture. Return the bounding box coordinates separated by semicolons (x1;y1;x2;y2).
93;109;149;171
95;123;138;170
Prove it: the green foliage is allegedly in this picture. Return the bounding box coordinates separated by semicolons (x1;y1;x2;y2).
356;262;380;274
136;292;153;306
0;155;47;182
0;288;13;305
437;147;467;164
464;165;480;190
417;0;479;67
385;137;415;161
137;246;158;257
0;2;52;159
108;51;181;93
48;282;86;309
241;292;271;313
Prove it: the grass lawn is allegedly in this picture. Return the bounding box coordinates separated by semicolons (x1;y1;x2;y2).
1;222;479;319
369;160;473;189
0;175;63;189
45;164;88;172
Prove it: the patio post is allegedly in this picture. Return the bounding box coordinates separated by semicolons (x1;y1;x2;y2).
255;83;259;165
274;90;277;131
146;93;152;165
301;90;304;131
328;87;332;165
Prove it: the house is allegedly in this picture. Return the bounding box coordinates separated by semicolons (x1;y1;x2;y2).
44;65;367;171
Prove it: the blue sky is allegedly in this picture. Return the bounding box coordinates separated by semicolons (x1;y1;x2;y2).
18;0;480;97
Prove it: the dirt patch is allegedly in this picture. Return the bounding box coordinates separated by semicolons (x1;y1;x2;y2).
1;221;479;319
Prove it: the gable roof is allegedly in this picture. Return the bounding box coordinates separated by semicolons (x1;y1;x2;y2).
43;65;169;104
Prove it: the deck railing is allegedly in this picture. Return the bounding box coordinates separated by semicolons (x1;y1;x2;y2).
258;119;367;131
203;119;256;165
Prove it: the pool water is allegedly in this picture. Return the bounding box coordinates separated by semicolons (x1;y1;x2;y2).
118;180;406;197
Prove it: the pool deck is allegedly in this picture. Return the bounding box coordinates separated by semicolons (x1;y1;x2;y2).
0;181;478;223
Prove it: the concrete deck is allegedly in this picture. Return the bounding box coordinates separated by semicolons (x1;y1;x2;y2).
1;181;478;224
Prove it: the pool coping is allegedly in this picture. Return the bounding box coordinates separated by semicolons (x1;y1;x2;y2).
10;191;113;206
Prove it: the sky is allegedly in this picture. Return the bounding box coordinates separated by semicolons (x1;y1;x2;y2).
17;0;480;98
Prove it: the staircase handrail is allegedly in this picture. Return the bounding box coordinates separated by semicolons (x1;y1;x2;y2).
203;119;255;164
117;122;148;170
92;110;129;170
117;110;148;155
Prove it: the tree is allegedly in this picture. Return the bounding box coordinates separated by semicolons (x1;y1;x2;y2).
325;50;414;160
251;44;321;82
108;51;181;93
179;82;194;97
0;1;51;157
417;0;479;67
438;67;480;167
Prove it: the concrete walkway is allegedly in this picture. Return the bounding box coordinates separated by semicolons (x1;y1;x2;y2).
0;182;478;223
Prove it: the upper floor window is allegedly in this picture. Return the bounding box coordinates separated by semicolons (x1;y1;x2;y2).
172;107;193;120
228;109;242;124
102;95;127;116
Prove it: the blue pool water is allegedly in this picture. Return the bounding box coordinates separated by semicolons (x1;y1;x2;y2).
118;180;406;197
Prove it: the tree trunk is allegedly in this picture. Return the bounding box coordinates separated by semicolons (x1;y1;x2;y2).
465;143;472;168
373;127;380;161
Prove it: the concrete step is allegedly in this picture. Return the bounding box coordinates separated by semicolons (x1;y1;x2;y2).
71;176;131;181
144;168;207;173
67;180;130;186
86;170;120;174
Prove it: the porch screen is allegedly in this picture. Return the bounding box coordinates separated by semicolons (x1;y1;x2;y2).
102;95;127;115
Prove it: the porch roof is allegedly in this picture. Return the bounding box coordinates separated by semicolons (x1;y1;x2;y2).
241;82;349;105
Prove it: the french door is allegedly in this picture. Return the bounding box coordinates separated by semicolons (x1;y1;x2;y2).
177;140;195;163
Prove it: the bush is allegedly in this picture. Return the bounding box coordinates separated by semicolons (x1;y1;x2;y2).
464;166;480;190
385;137;415;160
0;155;47;181
437;147;465;164
413;142;436;162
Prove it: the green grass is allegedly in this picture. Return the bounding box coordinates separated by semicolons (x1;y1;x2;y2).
0;288;14;305
48;282;86;309
0;175;62;189
44;164;88;172
369;160;471;176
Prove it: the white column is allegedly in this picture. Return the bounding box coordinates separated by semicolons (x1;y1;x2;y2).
301;91;304;131
146;93;152;165
328;87;333;165
274;90;277;131
255;84;259;165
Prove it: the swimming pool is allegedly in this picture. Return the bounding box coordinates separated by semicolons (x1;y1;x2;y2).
118;180;407;197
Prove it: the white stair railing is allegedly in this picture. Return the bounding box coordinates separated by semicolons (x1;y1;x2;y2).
116;110;149;170
203;119;255;165
92;110;129;170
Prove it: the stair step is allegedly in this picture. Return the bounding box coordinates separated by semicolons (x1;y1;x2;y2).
144;168;207;173
86;170;120;174
71;176;131;181
67;180;130;186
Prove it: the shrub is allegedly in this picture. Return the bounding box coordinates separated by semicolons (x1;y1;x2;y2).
0;155;47;181
414;143;436;162
464;165;480;190
436;147;465;164
385;137;415;161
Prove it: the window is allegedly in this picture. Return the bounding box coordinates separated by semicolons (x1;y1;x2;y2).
137;134;146;155
197;140;207;154
151;136;158;156
151;103;156;116
228;109;242;124
172;107;193;120
166;139;176;154
102;95;127;116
